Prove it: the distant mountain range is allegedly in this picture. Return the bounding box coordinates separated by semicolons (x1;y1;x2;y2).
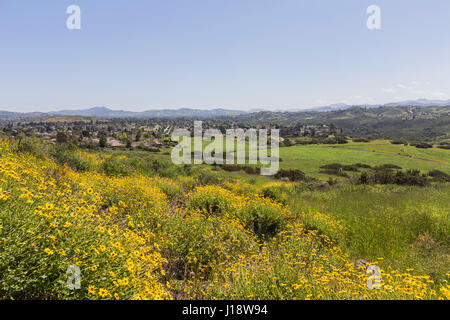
298;99;450;112
0;107;248;120
48;106;247;118
1;99;449;120
299;103;353;112
383;98;450;107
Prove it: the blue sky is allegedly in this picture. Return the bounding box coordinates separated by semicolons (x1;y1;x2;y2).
1;0;450;112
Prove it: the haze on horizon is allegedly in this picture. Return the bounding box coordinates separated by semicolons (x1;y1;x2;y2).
1;0;450;113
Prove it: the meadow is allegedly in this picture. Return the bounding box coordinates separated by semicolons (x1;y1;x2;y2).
279;140;450;179
0;138;449;300
154;138;450;180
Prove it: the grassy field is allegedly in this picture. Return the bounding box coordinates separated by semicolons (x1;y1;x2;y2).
30;115;100;123
279;140;450;179
1;138;449;300
289;184;450;281
158;138;450;180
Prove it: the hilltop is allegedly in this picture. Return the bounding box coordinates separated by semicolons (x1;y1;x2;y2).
1;102;449;141
229;105;450;140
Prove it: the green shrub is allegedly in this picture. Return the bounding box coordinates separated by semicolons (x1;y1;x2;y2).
359;169;429;186
196;171;221;186
320;163;342;170
16;137;45;158
342;165;359;172
239;202;285;240
412;142;433;149
187;190;232;216
394;169;429;186
275;169;309;182
100;157;132;177
320;168;349;178
355;163;372;169
50;145;93;172
428;170;450;182
260;186;287;205
157;182;184;201
391;139;408;145
374;164;402;170
162;215;255;281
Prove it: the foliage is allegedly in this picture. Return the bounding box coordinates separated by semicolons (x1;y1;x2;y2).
359;169;429;186
238;201;286;240
0;139;448;300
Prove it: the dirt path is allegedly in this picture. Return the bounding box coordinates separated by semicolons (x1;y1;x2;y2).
331;147;448;165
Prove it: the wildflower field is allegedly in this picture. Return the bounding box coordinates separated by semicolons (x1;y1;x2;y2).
0;138;448;300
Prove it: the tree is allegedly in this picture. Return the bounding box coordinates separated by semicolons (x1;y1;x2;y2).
329;123;336;135
56;131;67;144
135;129;142;142
99;135;107;148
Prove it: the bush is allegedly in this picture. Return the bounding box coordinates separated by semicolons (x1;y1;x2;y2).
153;181;185;201
137;145;160;152
359;169;429;186
352;138;371;142
412;142;433;149
187;186;233;217
296;140;314;145
320;163;342;170
99;135;107;148
320;168;349;178
391;140;408;145
374;164;402;170
16;137;45;158
394;170;428;186
56;131;68;144
342;165;359;172
359;172;369;184
50;145;93;172
428;170;450;182
319;164;350;177
239;202;285;240
242;166;260;175
220;164;241;172
220;164;260;175
100;157;132;177
275;169;309;182
355;163;372;169
323;137;348;144
300;211;347;245
260;186;287;205
196;171;222;186
162;214;255;280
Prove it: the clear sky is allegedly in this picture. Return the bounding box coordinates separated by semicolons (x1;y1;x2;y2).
1;0;450;112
